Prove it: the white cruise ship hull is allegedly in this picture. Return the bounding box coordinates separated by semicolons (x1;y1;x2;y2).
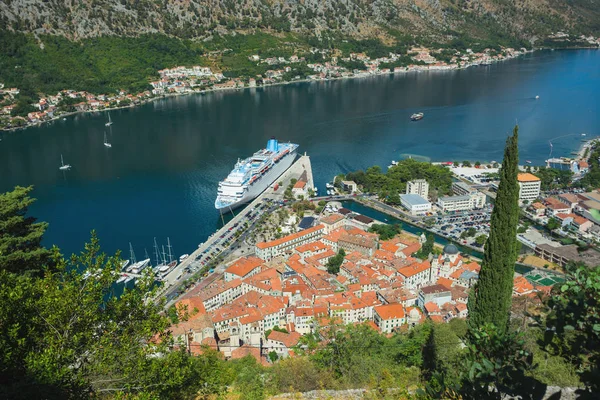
216;149;297;213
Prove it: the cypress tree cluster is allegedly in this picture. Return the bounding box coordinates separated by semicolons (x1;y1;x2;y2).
468;126;520;334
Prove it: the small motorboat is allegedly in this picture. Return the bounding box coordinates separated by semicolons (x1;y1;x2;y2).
411;112;424;121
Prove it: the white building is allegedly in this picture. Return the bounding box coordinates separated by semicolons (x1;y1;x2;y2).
517;173;541;202
400;194;432;215
452;181;476;196
417;284;452;308
406;179;429;198
437;192;486;212
255;224;326;260
373;303;406;333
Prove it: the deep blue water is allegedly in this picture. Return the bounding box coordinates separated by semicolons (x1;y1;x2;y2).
1;49;598;258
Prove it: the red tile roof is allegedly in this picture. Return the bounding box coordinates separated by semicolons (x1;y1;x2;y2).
293;180;307;189
225;256;263;278
398;261;430;278
424;302;441;314
267;330;301;348
517;173;541;182
374;303;405;320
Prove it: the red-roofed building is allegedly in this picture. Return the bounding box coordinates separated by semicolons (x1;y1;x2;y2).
544;197;571;216
266;330;302;358
397;261;431;289
295;241;329;259
513;276;534;296
292;180;308;198
320;213;346;233
517;173;541;201
424;302;441;316
373;303;406;333
256;225;325;260
225;256;263;282
529;202;547;217
230;344;270;365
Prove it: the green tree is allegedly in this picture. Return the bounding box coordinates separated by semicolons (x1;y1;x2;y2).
462;161;472;167
327;248;346;274
468;126;520;335
368;223;402;240
415;233;434;259
268;351;279;363
0;233;218;398
545;263;600;392
546;217;561;231
475;234;487;247
0;186;52;275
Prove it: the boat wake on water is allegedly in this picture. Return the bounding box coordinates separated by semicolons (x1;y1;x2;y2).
398;153;431;162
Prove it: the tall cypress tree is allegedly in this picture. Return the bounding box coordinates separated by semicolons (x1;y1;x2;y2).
468;126;520;334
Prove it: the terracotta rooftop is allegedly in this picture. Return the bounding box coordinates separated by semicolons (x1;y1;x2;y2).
267;330;301;347
293;180;307;189
225;256;263;278
295;241;328;254
517;173;541;182
374;303;405;320
424;302;441;314
397;261;430;278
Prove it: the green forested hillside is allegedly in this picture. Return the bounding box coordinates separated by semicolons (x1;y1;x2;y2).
0;31;206;95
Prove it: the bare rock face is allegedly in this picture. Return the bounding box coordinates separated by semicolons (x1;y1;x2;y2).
0;0;598;41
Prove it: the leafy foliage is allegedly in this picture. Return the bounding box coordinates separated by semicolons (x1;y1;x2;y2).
421;324;533;400
0;186;52;275
326;248;346;274
414;233;434;259
345;159;453;201
368;223;402;241
545;263;600;392
533;167;573;191
0;30;206;95
578;143;600;190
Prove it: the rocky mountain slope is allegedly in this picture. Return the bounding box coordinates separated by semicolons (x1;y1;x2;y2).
1;0;599;43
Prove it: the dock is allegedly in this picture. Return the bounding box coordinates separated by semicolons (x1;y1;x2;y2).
159;153;316;307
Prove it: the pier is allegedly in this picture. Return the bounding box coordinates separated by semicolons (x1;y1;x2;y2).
159;153;316;307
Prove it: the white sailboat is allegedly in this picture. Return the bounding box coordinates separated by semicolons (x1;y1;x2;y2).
105;112;113;127
104;132;112;148
59;154;71;170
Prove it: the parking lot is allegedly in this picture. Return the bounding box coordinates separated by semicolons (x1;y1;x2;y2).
184;199;276;274
430;210;492;247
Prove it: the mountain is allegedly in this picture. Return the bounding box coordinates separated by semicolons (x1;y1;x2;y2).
1;0;599;43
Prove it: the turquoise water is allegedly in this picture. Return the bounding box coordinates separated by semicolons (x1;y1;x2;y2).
0;49;598;258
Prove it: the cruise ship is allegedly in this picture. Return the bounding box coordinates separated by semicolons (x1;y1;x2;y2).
215;138;299;213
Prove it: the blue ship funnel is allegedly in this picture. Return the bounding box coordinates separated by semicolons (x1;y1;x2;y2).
267;138;279;152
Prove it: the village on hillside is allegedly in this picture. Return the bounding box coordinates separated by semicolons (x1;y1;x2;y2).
0;45;541;131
